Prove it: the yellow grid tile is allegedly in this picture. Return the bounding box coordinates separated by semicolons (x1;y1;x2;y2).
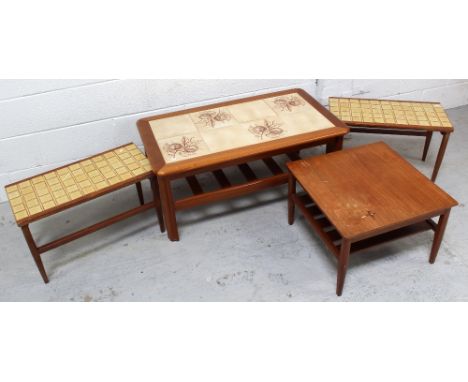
4;144;152;224
329;97;453;129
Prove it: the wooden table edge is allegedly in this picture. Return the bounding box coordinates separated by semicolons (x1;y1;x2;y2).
344;121;454;133
11;171;153;227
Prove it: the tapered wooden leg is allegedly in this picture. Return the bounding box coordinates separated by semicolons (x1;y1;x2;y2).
422;131;433;161
21;225;49;284
135;181;144;205
429;210;451;264
336;239;351;296
326;136;344;153
158;177;179;241
431;133;450;182
150;177;165;233
334;135;344;151
288;173;296;225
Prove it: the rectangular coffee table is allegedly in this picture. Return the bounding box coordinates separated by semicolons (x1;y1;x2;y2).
287;142;457;296
329;97;454;181
138;88;348;240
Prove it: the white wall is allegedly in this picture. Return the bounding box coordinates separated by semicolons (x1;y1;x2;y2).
0;79;315;201
317;79;468;107
1;79;467;202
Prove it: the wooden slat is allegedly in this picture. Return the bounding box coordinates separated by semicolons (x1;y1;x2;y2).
211;170;231;188
292;193;340;258
238;163;257;181
310;214;341;243
350;220;433;253
262;157;283;175
185;176;203;195
297;193;314;207
315;216;333;230
175;173;288;211
426;218;437;231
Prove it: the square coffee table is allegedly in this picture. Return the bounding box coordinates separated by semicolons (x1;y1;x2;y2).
287;142;458;296
328;97;454;182
138;88;348;241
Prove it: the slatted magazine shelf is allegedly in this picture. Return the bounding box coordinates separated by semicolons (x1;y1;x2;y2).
138;88;349;241
292;192;439;258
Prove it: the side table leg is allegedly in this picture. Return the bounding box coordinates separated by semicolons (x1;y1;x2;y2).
21;225;49;284
336;239;351;296
159;177;179;241
326;136;344;153
135;181;144;205
431;132;450;182
334;135;344;151
288;173;296;225
150;176;165;233
429;209;451;264
422;131;433;161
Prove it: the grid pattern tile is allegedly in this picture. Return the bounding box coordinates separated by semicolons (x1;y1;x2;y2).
5;144;152;224
329;97;452;129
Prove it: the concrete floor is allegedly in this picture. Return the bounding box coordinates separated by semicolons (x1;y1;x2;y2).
1;106;467;301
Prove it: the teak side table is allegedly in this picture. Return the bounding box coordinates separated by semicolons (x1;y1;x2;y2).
138;88;348;241
329;97;454;181
287;142;457;296
4;143;164;283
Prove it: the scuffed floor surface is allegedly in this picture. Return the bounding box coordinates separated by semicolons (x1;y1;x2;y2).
1;106;467;301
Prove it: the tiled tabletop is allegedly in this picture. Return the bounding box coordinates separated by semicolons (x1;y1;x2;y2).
329;97;453;131
5;143;151;225
149;92;336;163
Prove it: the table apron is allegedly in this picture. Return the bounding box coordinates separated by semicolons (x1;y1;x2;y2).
349;127;429;136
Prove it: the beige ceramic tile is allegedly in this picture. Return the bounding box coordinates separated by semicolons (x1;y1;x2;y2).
280;109;335;134
150;114;197;140
200;124;261;152
227;100;275;123
189;108;236;130
264;94;309;114
157;133;211;163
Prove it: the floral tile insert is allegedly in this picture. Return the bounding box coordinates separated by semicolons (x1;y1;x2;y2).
189;108;236;130
149;92;336;163
158;133;211;163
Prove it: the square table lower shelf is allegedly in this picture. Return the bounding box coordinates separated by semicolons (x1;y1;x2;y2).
287;142;458;296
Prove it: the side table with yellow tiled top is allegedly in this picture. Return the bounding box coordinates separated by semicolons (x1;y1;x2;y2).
4;143;165;283
329;97;454;181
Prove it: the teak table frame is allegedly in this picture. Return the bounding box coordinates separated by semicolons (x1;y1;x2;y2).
138;89;349;241
287;142;457;296
329;97;454;182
